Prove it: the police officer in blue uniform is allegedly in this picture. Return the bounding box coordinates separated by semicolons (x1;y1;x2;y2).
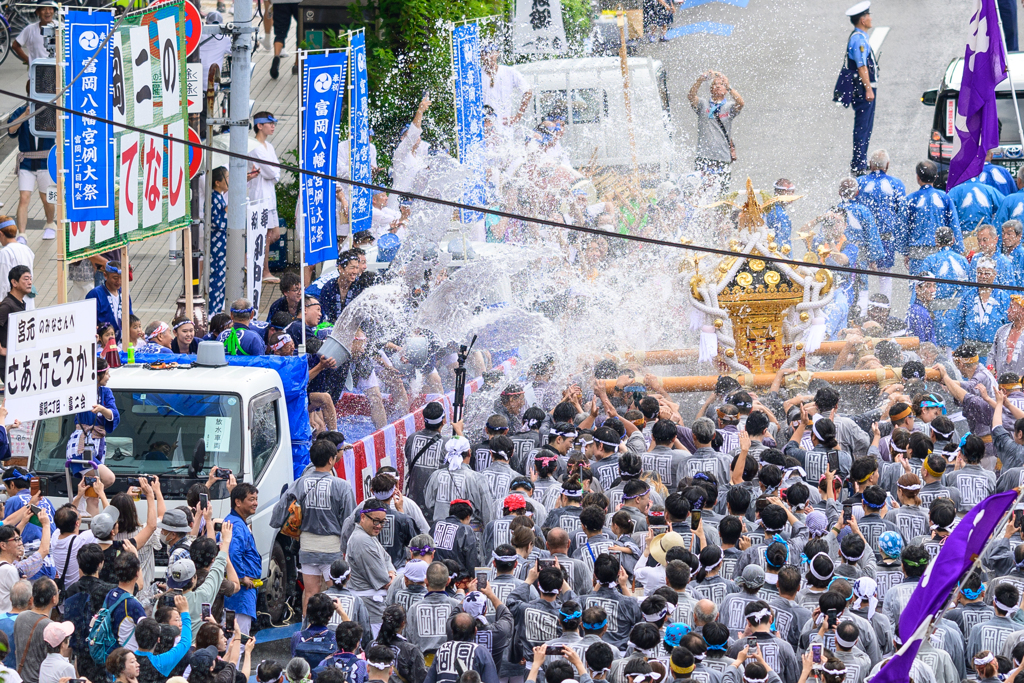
842;1;878;175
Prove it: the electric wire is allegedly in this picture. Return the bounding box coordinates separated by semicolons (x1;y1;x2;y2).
4;85;1021;296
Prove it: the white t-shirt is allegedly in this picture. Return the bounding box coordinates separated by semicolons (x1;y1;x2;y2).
16;22;50;63
0;563;20;612
38;653;74;683
482;65;530;124
51;535;81;589
199;34;232;89
248;139;280;227
0;665;22;683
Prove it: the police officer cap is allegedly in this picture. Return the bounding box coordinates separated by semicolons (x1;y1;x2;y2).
845;1;869;16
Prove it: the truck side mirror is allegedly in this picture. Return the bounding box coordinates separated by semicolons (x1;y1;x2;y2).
921;89;938;106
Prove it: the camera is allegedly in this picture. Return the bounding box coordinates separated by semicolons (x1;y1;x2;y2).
214;468;232;480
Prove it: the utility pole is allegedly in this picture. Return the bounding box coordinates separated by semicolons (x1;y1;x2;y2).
224;3;254;302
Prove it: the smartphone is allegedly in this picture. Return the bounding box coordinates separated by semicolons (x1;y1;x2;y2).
843;504;853;525
545;645;563;655
239;633;251;645
691;510;702;529
225;609;235;632
214;522;223;533
28;504;40;515
746;636;757;656
538;558;556;571
200;493;209;511
127;477;140;486
827;450;840;473
826;608;838;628
84;477;96;487
475;567;489;590
161;593;176;608
201;603;212;620
812;644;821;664
215;468;231;480
650;525;668;536
1015;507;1023;530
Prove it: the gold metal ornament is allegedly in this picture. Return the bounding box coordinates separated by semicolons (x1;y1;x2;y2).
749;260;766;272
724;348;735;358
799;311;810;322
736;272;754;287
713;318;724;329
764;271;781;286
795;342;804;350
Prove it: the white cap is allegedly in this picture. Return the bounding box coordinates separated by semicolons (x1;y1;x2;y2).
846;1;870;16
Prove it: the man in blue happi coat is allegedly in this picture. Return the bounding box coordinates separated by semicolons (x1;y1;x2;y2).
968;224;1016;287
1002;219;1024;285
764;178;796;248
217;299;267;356
857;149;906;306
977;150;1016;196
898;161;963;274
906;276;937;345
994;166;1024;226
956;256;1011;363
947;177;1002;248
920;226;971;350
837;177;884;311
85;261;133;342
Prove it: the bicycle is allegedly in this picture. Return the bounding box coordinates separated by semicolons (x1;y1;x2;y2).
0;0;42;67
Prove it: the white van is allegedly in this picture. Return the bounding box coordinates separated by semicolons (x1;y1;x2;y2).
516;56;674;176
27;359;295;619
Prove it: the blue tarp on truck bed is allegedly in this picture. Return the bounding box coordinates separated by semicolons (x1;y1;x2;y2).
120;353;312;477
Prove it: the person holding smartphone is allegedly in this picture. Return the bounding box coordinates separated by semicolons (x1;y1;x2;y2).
724;600;800;683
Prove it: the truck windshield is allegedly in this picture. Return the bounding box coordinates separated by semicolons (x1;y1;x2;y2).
31;390;243;477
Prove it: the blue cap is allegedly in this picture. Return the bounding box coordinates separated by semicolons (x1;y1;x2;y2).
377;233;401;262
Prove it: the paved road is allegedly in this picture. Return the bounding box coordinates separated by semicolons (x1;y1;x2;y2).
643;0;996;314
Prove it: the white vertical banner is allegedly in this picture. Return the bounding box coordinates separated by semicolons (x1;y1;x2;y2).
513;0;567;54
129;26;153;126
111;31;126;126
156;17;178;120
141;129;163;228
186;64;201;113
118;132;139;233
67;221;90;253
166;119;186;220
93;219;114;243
246;199;269;312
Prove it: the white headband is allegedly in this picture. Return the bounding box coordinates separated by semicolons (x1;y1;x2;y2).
697;556;722;574
747;607;773;623
974;653;996;667
330;568;352;582
995;598;1020;617
808;552;834;581
841;547;866;563
823;667;847;677
643;606;670;622
367;661;394;670
835;633;858;649
898;483;922;492
743;676;768;683
852;577;878;621
373;486;397;500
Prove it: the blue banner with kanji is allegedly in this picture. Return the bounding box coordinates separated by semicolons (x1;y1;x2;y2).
300;51;345;265
452;23;486;223
63;10;115;222
349;32;371;236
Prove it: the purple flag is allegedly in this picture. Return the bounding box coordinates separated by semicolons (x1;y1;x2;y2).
948;0;1008;188
898;490;1016;640
870;617;932;683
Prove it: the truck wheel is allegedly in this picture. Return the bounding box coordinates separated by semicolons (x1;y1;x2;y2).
265;542;288;624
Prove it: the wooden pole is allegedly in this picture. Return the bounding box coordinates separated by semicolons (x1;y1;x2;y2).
121;245;130;348
624;337;922;365
600;366;941;393
183;224;193;321
616;9;639;177
56;24;66;305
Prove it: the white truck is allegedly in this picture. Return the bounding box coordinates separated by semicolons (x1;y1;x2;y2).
516;56;674;176
26;345;299;621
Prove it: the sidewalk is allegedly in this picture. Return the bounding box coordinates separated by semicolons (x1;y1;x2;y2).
0;18;301;321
